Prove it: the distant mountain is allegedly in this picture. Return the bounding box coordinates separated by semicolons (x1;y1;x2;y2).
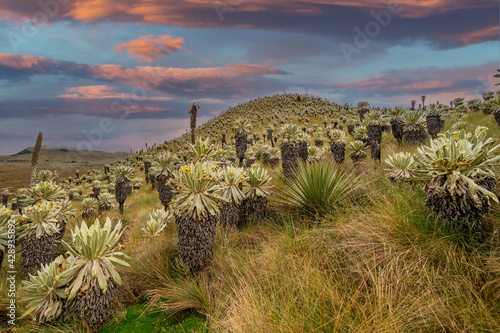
0;146;128;167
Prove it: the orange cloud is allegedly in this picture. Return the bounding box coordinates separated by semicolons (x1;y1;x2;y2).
115;35;186;62
59;85;173;100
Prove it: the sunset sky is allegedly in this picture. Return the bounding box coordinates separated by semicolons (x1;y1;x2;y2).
0;0;498;154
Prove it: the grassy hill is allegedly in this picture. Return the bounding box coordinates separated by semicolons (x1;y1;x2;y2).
1;94;500;332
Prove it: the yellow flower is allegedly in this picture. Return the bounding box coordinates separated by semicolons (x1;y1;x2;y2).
212;165;216;170
185;168;192;174
41;185;47;189
201;169;207;174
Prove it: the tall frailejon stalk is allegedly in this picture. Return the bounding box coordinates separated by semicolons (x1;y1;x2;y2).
30;132;43;188
189;103;200;144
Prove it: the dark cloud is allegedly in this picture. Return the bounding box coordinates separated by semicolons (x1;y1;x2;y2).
0;1;497;51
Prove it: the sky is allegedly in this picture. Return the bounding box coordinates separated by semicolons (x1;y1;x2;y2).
0;0;498;155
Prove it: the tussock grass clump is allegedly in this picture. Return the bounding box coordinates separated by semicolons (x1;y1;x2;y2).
275;159;364;216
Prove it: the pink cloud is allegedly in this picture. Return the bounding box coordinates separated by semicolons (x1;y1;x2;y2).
59;85;173;100
0;53;288;96
0;53;57;71
191;98;223;104
115;35;186;62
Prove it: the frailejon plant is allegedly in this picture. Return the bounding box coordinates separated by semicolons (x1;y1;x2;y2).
24;181;66;205
280;124;301;178
81;198;98;221
365;110;386;144
241;166;273;221
402;110;427;145
347;140;369;167
189;137;220;162
113;165;134;214
327;129;347;164
142;209;173;237
234;119;251;166
384;152;419;182
61;218;130;331
218;166;246;228
415;126;500;233
33;170;58;183
150;152;177;210
97;192;115;213
18;201;65;275
426;110;443;138
20;255;73;324
307;146;322;163
172;162;227;271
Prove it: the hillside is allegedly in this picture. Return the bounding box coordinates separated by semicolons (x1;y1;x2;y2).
1;93;500;333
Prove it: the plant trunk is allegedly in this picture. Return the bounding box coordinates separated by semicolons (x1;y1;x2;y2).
65;279;117;332
425;175;491;233
426;111;443;138
21;233;55;276
175;213;217;271
280;142;299;178
330;141;345;164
